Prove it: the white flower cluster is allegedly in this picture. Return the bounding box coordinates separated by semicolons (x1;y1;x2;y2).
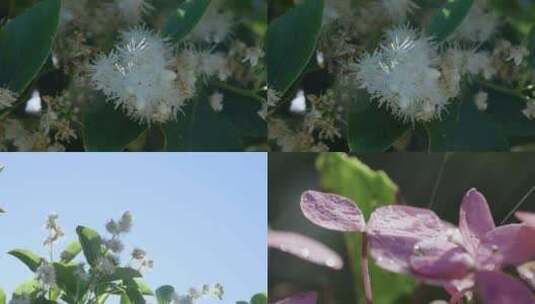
189;0;234;44
44;213;64;246
115;0;154;24
172;283;224;304
36;261;56;288
0;87;17;110
89;27;193;124
452;0;499;43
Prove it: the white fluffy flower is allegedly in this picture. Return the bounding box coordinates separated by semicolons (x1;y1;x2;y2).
189;0;233;43
523;100;535;120
173;294;193;304
132;248;146;260
118;211;133;233
44;213;64;245
97;256;117;275
242;47;264;67
0;87;17;110
474;91;488;111
380;0;418;22
452;0;499;42
322;0;353;24
507;46;529;66
115;0;153;23
104;238;124;253
353;25;450;122
36;262;56;287
209;92;224;112
89;27;191;124
198;51;231;81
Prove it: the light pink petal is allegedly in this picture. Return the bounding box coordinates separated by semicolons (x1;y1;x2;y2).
477;224;535;269
272;292;318;304
459;188;496;255
300;191;365;232
268;230;343;270
516;211;535;227
476;271;535;304
367;206;445;273
410;239;473;282
518;261;535;290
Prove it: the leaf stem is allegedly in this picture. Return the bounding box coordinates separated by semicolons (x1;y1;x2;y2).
211;80;264;103
361;232;373;304
476;79;528;101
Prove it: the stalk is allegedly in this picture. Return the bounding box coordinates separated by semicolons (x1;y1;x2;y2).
360;232;373;304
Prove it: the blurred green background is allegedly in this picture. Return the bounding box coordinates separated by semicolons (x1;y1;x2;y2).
269;152;535;303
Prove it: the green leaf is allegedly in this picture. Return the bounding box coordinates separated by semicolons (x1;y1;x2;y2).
163;90;242;151
83;95;146;152
427;100;509;151
348;92;409;152
60;241;82;263
164;0;211;42
220;90;266;139
53;263;88;299
483;87;535;137
0;288;5;304
120;294;132;304
8;249;44;272
103;267;142;282
134;280;153;296
75;226;102;267
13;279;40;297
125;279;146;304
0;0;61;93
316;153;416;304
155;285;175;304
528;26;535;69
266;0;324;93
426;0;474;41
250;293;267;304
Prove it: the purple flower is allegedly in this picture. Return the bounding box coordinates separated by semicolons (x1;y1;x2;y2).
299;188;535;303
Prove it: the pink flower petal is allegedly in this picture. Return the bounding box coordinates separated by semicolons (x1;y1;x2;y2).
516;211;535;227
268;230;343;270
272;292;318;304
300;191;365;232
478;224;535;269
367;206;445;273
476;271;535;304
410;239;473;282
459;188;496;255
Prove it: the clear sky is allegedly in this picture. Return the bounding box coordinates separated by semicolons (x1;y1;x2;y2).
0;153;267;303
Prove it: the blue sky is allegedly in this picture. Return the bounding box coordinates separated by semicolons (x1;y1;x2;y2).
0;153;267;303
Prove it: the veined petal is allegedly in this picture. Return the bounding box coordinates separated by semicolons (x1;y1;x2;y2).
268;230;343;270
475;271;535;304
300;191;365;232
516;211;535;227
367;205;444;273
410;239;473;282
478;224;535;269
459;188;496;255
272;292;318;304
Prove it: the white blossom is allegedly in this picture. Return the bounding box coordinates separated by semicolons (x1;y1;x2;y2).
96;256;116;275
44;213;64;246
189;0;233;43
474;91;488;111
0;87;17;110
322;0;353;24
209;92;224;112
507;46;529;66
523;100;535;120
118;211;133;233
36;262;56;288
242;47;264;67
115;0;153;23
132;248;146;260
353;25;450;122
380;0;418;22
104;238;124;253
199;52;231;81
89;27;192;124
452;0;499;42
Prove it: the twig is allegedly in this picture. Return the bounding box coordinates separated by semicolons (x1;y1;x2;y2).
501;186;535;224
212;80;264;103
428;153;451;209
360;232;373;304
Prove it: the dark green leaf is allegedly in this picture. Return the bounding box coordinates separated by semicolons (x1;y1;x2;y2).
53;263;88;299
76;226;102;267
267;0;324;93
484;87;535;137
426;0;474;41
103;267;142;282
155;285;175;304
164;0;211;42
134;280;153;296
8;249;44;272
125;279;146;304
83;95;146;152
250;293;267;304
528;26;535;69
348;93;408;152
60;241;82;263
163;90;242;151
0;0;61;93
219;90;266;138
427;100;509;151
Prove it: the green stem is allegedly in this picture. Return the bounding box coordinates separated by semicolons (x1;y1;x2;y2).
212;81;264;103
476;79;528;101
